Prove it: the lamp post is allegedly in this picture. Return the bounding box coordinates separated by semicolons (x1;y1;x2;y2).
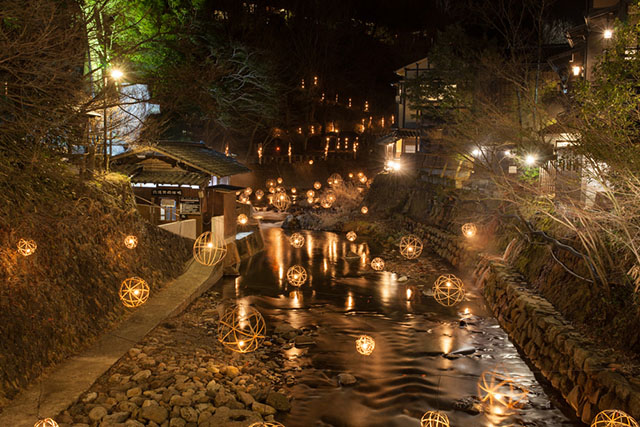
103;67;123;171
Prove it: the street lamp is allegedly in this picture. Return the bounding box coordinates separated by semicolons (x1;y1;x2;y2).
604;29;613;39
524;154;536;166
572;65;582;76
103;67;123;171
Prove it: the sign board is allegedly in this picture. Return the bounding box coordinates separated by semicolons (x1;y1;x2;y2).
180;199;201;214
152;188;182;196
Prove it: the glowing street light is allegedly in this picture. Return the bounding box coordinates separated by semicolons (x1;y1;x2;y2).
110;68;124;80
572;65;582;76
524;154;536;166
604;29;613;39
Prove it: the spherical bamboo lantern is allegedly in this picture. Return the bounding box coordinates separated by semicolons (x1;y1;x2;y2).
307;197;315;204
238;193;249;204
218;304;266;353
462;222;477;238
266;178;276;188
421;411;450;427
119;277;150;308
289;233;305;248
287;265;307;287
348;172;354;179
244;187;253;196
306;189;315;198
360;206;369;214
291;187;297;194
248;422;285;427
17;238;37;256
272;192;291;211
314;181;322;190
399;235;423;259
357;171;365;178
328;173;343;186
591;410;639;427
478;368;529;411
346;231;357;242
276;185;286;194
321;198;333;209
355;335;375;355
124;235;138;249
325;190;337;203
268;186;276;194
255;189;264;200
359;175;368;184
433;274;465;307
237;214;248;225
34;419;59;427
277;177;283;184
193;231;227;266
370;257;385;271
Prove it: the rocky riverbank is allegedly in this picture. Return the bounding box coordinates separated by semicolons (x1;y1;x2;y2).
55;289;305;427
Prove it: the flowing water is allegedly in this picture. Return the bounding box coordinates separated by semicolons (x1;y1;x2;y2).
219;227;583;427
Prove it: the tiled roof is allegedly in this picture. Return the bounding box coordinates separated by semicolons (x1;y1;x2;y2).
112;140;250;177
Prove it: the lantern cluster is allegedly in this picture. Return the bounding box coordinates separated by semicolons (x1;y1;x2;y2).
432;274;465;307
287;265;308;287
355;335;375;356
399;235;423;259
420;411;450;427
289;232;305;248
591;410;639;427
370;257;385;271
119;277;150;308
193;231;228;267
218;304;266;353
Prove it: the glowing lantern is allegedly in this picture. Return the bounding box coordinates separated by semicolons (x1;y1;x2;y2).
320;198;333;209
248;423;285;427
325;190;336;203
307;197;315;204
276;185;286;193
17;238;37;256
328;173;343;186
255;189;264;200
359;175;367;184
291;187;297;194
346;231;357;242
357;172;364;178
306;189;315;198
277;177;283;184
420;411;450;427
370;257;385;271
238;193;249;204
348;172;354;178
244;187;253;196
433;274;465;306
355;335;375;355
237;214;248;225
193;231;227;266
478;368;529;411
289;233;305;248
314;181;322;190
361;206;369;214
272;192;291;211
268;186;276;194
34;420;59;427
399;235;423;259
462;223;477;238
286;265;307;287
309;160;314;165
119;277;150;308
124;235;138;249
218;304;266;353
266;179;276;188
591;410;639;427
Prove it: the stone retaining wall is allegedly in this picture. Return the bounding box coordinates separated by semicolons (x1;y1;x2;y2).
474;258;640;423
420;224;480;271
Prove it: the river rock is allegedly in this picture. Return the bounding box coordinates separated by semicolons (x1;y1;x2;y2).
82;392;98;404
169;417;186;427
266;391;291;412
140;404;169;424
252;401;277;416
206;380;221;396
131;370;152;382
180;406;198;422
338;373;357;386
88;406;108;422
101;411;130;424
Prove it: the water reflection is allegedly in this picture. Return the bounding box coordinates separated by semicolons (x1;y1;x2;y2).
222;228;581;427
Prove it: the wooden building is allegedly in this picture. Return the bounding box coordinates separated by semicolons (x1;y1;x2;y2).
111;140;250;240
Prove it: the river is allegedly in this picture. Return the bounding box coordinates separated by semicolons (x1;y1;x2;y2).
219;227;583;427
